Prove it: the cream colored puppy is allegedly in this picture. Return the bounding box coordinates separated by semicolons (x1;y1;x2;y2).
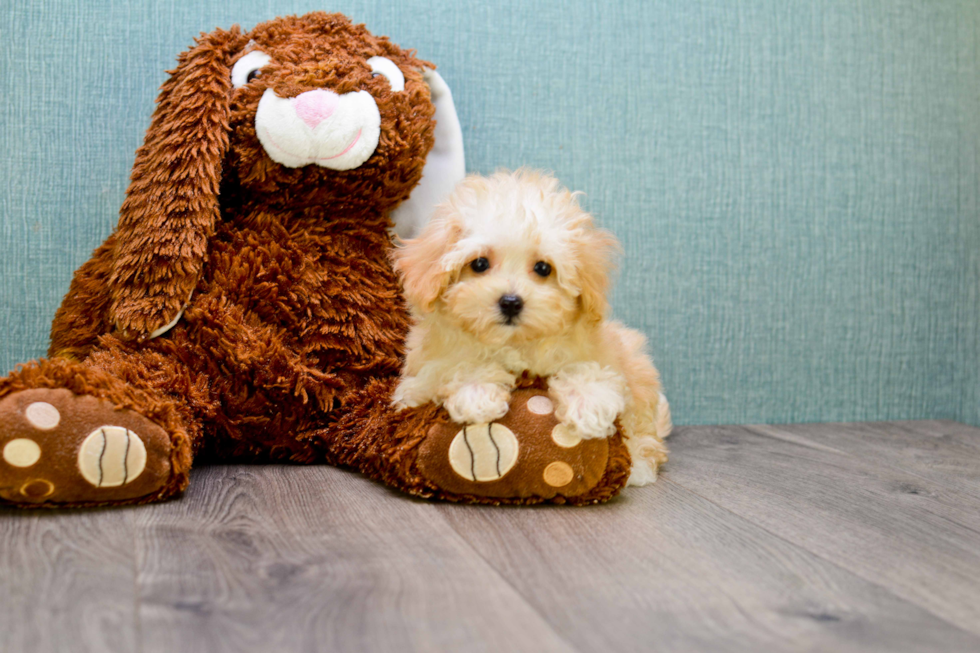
391;170;671;485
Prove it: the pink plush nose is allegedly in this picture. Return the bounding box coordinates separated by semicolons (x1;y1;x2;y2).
293;89;340;129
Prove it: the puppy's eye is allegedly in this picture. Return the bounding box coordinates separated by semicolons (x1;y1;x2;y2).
232;51;271;88
470;257;490;273
533;261;552;277
366;56;405;92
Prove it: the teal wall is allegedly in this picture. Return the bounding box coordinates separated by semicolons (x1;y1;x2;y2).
2;0;978;426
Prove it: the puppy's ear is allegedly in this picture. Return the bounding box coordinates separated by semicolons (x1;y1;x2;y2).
389;69;465;240
392;212;463;313
108;27;248;340
572;225;622;324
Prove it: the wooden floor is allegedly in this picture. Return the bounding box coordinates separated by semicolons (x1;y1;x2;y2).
3;420;980;652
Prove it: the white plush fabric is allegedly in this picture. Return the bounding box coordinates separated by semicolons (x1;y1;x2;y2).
390;70;466;240
255;89;381;170
230;51;271;88
366;56;405;92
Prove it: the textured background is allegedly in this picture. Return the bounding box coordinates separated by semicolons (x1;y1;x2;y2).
1;0;977;426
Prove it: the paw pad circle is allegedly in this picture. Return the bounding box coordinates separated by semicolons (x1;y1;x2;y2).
526;395;554;415
3;439;41;467
25;402;61;430
543;461;574;487
78;427;148;487
448;423;519;482
20;479;54;499
550;424;583;448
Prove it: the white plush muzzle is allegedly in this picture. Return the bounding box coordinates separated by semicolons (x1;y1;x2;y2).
255;88;381;170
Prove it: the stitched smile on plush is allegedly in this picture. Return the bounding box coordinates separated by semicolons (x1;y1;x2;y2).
255;88;382;170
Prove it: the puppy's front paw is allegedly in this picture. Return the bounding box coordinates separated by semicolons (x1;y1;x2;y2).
556;392;623;439
550;364;628;439
392;377;427;411
444;383;511;425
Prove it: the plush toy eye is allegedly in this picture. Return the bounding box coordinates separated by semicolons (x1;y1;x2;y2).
231;51;271;88
470;257;490;273
366;56;405;92
533;261;552;277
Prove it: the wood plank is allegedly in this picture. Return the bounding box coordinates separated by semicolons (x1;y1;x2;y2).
5;421;978;652
435;473;980;653
748;420;980;498
665;424;980;637
0;508;138;653
742;422;980;535
133;465;574;653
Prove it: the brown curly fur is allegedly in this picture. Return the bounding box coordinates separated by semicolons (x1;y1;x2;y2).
2;12;631;508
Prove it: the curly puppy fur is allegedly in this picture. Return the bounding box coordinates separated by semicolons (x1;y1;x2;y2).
392;170;672;485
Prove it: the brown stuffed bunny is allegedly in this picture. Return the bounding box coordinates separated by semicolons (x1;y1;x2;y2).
0;12;632;508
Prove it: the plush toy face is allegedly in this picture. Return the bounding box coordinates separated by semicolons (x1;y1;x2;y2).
225;14;436;213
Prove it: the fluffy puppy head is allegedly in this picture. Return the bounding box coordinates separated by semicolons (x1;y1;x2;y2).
393;169;621;345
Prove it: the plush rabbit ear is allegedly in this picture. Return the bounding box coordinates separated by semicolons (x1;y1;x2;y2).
108;27;247;340
390;69;466;240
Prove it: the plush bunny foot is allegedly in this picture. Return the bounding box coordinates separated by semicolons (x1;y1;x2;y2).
328;376;632;505
0;388;177;507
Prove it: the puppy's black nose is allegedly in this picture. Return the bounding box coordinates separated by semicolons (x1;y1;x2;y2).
498;294;524;319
